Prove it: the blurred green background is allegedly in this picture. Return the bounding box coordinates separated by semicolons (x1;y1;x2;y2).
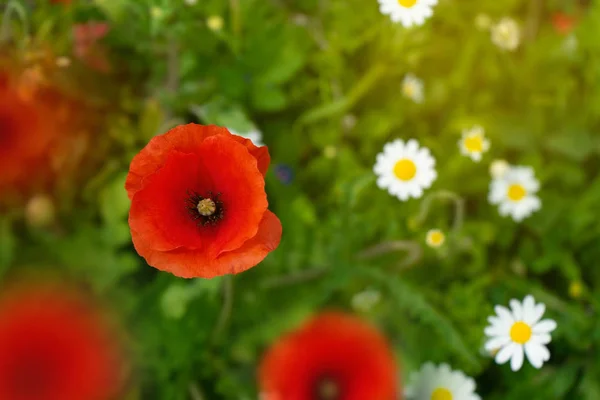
1;0;600;398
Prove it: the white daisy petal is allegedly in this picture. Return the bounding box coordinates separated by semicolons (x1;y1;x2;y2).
485;335;511;351
530;333;552;345
524;342;547;368
494;305;514;325
533;319;557;334
495;342;518;365
510;345;524;371
509;299;523;321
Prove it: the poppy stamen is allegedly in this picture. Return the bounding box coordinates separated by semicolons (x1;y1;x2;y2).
314;377;340;400
186;190;224;226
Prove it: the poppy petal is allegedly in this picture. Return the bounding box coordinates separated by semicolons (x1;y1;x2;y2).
129;151;214;251
132;210;281;278
125;124;225;199
195;135;268;256
125;124;270;199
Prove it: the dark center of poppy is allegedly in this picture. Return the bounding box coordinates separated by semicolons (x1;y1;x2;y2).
186;190;225;226
313;376;340;400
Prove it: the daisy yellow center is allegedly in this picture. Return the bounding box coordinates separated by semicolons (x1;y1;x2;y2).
427;231;444;246
507;184;526;201
398;0;418;7
393;159;417;181
431;387;453;400
510;321;532;344
464;135;483;152
197;198;217;216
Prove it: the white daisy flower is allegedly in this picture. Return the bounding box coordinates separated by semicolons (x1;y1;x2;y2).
402;74;424;103
489;159;510;179
484;295;557;371
458;125;490;162
488;165;541;222
405;362;481;400
229;128;264;147
378;0;438;28
491;18;521;51
425;229;445;248
374;139;437;201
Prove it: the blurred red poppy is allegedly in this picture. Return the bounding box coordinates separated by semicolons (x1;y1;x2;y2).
73;22;111;72
0;68;66;196
126;124;282;278
259;312;399;400
0;284;125;400
551;12;578;36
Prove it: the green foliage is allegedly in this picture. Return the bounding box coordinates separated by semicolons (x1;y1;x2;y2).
3;0;600;398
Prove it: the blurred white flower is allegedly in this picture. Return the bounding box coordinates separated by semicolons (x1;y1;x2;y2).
425;229;445;248
475;14;492;31
489;159;510;179
374;139;437;201
562;33;578;55
378;0;438;28
184;0;198;4
402;74;424;103
351;289;381;312
489;165;541;222
491;18;521;51
484;295;557;371
405;363;481;400
458;125;490;162
207;16;224;32
229;128;264;147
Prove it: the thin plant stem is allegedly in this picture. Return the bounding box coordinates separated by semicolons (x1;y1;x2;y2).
0;0;29;44
211;276;233;341
188;383;204;400
415;189;465;233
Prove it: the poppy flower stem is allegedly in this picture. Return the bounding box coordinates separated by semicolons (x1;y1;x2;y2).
211;276;233;341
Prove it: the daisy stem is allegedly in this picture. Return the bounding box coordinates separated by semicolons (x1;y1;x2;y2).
415;190;465;233
356;240;422;270
211;276;234;341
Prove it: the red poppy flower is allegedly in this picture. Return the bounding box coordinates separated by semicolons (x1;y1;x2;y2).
551;12;578;36
258;312;399;400
0;68;64;195
126;123;282;278
0;284;125;400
